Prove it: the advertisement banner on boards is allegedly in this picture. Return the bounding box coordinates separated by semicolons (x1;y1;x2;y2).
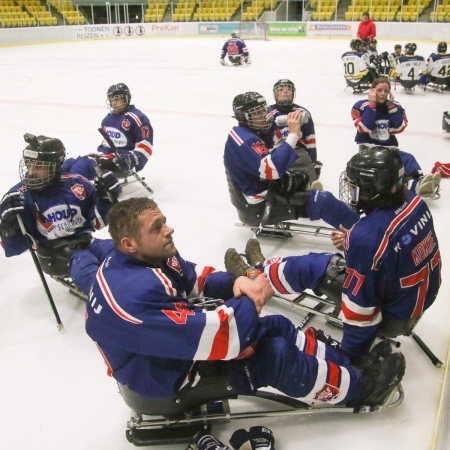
307;22;356;38
73;23;185;39
268;23;306;37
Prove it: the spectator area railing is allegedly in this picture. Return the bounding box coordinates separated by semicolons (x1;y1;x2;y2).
0;0;449;28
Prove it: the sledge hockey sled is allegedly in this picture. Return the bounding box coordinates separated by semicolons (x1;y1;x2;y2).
119;366;404;447
424;76;450;93
226;170;335;240
344;77;371;94
273;291;444;368
51;276;88;301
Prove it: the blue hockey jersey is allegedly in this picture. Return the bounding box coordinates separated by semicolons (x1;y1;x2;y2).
85;250;261;397
266;104;317;162
97;105;153;172
341;190;441;357
351;99;408;146
221;38;249;59
1;172;107;257
224;125;297;204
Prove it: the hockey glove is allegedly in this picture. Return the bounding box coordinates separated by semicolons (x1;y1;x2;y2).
114;151;139;172
95;171;121;201
0;191;25;224
314;160;323;179
244;56;251;65
95;153;119;172
220;58;226;66
229;426;275;450
275;170;310;196
194;430;231;450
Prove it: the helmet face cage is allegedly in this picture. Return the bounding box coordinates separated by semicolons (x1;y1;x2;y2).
339;171;359;211
438;41;447;53
107;83;131;114
273;79;296;108
233;92;271;132
350;39;362;51
19;158;59;190
369;39;377;50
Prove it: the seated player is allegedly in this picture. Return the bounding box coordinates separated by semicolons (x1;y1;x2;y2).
394;43;427;94
351;77;440;197
85;196;405;409
224;92;330;227
426;41;450;88
225;147;441;361
220;31;251;66
0;134;118;294
96;83;153;174
266;79;322;183
342;39;372;91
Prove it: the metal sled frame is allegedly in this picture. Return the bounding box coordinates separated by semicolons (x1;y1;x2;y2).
50;276;88;301
123;385;404;446
424;81;450;93
235;220;336;240
272;291;444;368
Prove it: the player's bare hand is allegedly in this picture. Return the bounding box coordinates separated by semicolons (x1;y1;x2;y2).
233;274;274;315
287;110;301;136
389;92;394;101
330;224;348;251
368;88;377;102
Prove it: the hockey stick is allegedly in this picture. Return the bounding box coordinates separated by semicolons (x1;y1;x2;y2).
16;214;64;331
97;128;153;194
92;162;116;205
410;331;444;368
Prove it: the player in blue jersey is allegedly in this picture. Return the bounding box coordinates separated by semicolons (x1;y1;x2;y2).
226;147;441;360
394;43;427;94
97;83;153;173
351;77;440;197
426;41;450;88
0;134;118;294
266;79;321;183
220;31;251;66
85;196;405;408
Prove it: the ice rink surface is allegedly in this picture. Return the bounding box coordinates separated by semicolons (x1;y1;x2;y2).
0;36;449;450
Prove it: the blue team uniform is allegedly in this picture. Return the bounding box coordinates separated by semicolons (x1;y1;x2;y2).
221;37;249;60
85;249;363;405
267;104;317;162
351;99;408;147
97;105;153;172
1;171;114;292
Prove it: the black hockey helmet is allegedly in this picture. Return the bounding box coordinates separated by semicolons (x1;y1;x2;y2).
20;134;67;190
107;83;131;114
350;38;362;50
340;146;404;213
438;41;448;53
369;38;377;49
273;79;296;111
360;38;369;52
443;111;450;132
232;92;271;132
405;43;417;55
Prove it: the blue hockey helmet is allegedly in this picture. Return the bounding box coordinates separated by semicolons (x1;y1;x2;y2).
20;134;67;190
107;83;131;114
232;92;271;132
340;146;404;213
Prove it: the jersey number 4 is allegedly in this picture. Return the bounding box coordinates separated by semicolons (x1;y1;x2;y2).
163;302;195;324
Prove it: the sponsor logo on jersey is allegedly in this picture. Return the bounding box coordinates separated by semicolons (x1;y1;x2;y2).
251;141;269;156
38;205;85;238
314;383;340;401
105;127;127;148
264;256;281;265
167;256;183;275
71;184;87;200
122;118;131;131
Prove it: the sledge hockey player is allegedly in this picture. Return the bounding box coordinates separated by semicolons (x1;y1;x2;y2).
342;39;373;92
394;43;427;93
0;134;118;294
266;79;321;182
96;83;153;174
85;196;405;409
351;77;440;197
224;92;328;228
220;31;251;66
426;41;450;88
225;147;441;361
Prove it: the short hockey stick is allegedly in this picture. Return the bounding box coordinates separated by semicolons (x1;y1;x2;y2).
16;214;64;331
97;128;153;194
92;162;116;205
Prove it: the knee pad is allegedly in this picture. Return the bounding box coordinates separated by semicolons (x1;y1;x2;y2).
315;254;346;308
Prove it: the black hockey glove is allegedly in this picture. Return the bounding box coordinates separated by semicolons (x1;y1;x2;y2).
275;170;310;196
114;151;139;172
229;426;275;450
95;171;121;201
94;153;119;172
194;430;231;450
0;191;25;224
314;160;323;179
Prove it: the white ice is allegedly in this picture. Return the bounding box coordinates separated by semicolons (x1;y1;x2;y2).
0;36;449;450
